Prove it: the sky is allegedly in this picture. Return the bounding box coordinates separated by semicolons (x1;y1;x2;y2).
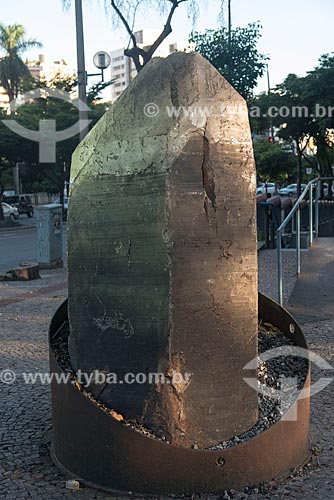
1;0;334;95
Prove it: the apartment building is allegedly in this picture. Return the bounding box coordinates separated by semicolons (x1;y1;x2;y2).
27;54;75;81
0;54;75;112
0;87;9;111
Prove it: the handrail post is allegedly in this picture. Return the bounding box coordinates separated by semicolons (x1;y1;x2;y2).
277;229;283;306
275;177;329;306
309;185;313;247
296;206;301;278
315;180;319;238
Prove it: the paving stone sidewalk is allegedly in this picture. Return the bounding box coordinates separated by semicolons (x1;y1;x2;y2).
0;250;333;499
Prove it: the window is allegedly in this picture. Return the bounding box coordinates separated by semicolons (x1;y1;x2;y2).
115;73;125;79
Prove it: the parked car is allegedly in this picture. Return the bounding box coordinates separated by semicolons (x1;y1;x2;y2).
2;195;34;217
278;184;307;197
1;202;19;220
256;182;277;196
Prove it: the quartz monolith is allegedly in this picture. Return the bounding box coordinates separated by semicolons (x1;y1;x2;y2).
68;52;258;448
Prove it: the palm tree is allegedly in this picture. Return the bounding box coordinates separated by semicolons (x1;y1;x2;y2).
0;24;41;221
0;23;41;114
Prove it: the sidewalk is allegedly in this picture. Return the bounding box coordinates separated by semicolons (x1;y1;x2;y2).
288;238;334;323
0;252;333;499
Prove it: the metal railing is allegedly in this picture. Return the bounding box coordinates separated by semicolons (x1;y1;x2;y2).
277;177;334;306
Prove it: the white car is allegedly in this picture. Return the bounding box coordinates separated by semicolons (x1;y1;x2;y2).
278;184;307;197
2;202;19;220
256;182;277;196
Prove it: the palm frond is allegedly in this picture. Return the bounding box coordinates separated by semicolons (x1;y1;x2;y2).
0;24;41;106
16;40;42;55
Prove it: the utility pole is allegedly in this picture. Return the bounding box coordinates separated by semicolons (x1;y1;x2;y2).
266;63;271;94
75;0;89;141
228;0;232;45
267;63;274;142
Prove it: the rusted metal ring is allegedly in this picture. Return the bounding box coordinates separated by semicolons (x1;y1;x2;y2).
49;293;310;494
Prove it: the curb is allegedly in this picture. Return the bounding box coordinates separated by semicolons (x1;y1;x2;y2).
0;224;35;232
0;221;67;232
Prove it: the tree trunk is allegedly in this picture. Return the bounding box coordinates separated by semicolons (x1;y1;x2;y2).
115;0;182;73
8;89;16;115
316;139;333;198
1;263;41;281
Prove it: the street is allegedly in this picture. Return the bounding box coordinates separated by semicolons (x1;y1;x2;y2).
16;216;37;227
0;223;67;274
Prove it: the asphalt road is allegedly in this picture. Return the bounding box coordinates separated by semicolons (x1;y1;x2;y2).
17;215;37;227
0;224;67;274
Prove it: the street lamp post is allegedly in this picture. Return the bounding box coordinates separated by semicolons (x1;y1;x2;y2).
89;51;111;82
228;0;232;45
74;1;111;142
267;63;274;142
75;0;89;141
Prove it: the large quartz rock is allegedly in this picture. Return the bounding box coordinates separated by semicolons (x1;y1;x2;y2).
68;52;258;448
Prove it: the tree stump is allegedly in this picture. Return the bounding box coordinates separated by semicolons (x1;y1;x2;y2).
0;262;40;281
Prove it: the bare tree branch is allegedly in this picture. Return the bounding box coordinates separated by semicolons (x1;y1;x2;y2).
110;0;188;72
64;1;225;73
110;0;138;51
145;0;187;61
110;0;146;71
128;0;142;47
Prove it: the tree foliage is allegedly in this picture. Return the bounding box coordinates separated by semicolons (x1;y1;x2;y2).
0;23;41;113
304;54;334;181
191;22;268;100
0;76;111;218
250;53;334;195
253;139;296;183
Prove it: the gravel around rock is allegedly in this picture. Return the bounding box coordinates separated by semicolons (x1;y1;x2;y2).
1;252;333;499
52;320;309;449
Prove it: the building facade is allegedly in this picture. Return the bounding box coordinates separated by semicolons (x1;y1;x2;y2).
0;54;75;112
26;54;75;82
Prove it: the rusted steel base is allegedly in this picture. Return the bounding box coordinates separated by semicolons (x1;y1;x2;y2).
49;294;310;495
